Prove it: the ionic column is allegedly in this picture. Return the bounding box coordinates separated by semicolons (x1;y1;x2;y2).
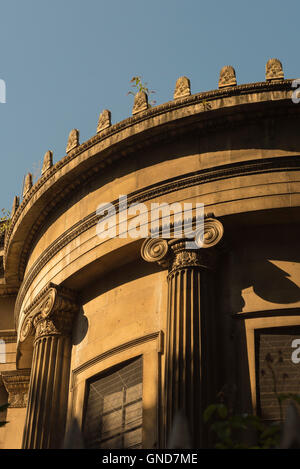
141;218;224;448
19;284;78;449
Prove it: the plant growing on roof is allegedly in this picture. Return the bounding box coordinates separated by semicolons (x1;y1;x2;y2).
127;76;156;107
0;209;11;236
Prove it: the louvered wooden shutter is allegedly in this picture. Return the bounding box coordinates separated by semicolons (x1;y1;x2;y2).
83;356;143;449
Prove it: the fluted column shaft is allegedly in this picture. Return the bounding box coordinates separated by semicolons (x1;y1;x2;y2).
165;241;217;447
19;284;77;449
23;332;71;448
141;217;224;448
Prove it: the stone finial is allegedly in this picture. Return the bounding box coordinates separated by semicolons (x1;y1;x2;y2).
66;129;79;153
23;173;33;198
41;150;53;175
132;91;149;115
11;196;20;217
265;58;284;81
173;76;191;99
97;109;111;133
218;65;237;88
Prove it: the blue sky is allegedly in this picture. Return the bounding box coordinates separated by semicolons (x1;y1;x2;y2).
0;0;299;211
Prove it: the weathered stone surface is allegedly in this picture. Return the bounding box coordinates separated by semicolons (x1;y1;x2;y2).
1;72;300;450
97;109;111;133
11;196;19;217
173;76;191;99
266;58;284;81
132;91;149;115
41;150;53;175
22;173;32;197
218;65;237;88
1;370;30;408
66;129;79;153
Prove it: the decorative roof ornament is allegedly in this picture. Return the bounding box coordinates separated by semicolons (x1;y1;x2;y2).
265;58;284;81
173;76;191;99
41;150;53;175
132;91;149;115
11;196;20;217
97;109;111;133
66;129;79;154
23;173;33;198
218;65;237;88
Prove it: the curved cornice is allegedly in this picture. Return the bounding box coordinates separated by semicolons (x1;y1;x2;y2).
14;153;300;326
3;79;298;288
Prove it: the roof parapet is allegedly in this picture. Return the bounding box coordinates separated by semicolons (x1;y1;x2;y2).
17;58;289;206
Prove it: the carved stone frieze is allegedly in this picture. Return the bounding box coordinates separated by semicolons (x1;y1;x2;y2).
1;369;30;408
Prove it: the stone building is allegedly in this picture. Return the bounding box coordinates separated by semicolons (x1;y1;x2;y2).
1;59;300;449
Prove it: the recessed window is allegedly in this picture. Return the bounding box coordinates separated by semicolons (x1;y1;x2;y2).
83;356;143;449
255;327;300;421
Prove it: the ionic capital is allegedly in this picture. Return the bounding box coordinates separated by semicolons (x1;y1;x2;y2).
141;217;224;272
19;283;78;343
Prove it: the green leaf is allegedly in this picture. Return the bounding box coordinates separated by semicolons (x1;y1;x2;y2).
214;442;228;449
217;404;228;419
203;404;217;423
260;424;280;440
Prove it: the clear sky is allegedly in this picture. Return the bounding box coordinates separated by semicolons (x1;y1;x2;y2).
0;0;299;211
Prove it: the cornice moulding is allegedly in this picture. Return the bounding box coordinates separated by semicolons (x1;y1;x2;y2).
14;153;300;327
0;330;17;343
3;81;299;289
